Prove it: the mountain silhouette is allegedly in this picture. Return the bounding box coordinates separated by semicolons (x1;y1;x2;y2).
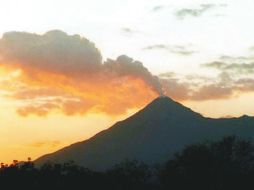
36;96;254;170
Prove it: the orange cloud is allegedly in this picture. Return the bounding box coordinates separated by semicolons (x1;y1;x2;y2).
2;29;251;115
0;31;160;116
28;141;62;148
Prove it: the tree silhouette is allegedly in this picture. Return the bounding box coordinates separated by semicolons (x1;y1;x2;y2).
1;136;254;190
159;136;254;190
106;160;151;190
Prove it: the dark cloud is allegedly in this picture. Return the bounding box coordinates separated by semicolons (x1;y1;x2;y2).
0;30;102;77
104;55;163;95
217;72;233;85
203;61;254;74
203;61;227;69
191;84;233;101
143;44;197;56
160;76;232;101
143;44;168;50
235;78;254;91
194;55;254;100
220;55;252;62
184;74;213;83
159;70;254;102
175;4;226;20
160;78;191;101
121;28;139;36
169;45;197;56
159;72;176;78
151;5;165;12
249;46;254;52
226;63;254;74
121;27;138;34
121;28;133;33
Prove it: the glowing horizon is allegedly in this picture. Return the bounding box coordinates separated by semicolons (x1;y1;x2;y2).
0;0;254;164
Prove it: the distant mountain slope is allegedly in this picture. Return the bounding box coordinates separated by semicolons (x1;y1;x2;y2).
36;96;254;170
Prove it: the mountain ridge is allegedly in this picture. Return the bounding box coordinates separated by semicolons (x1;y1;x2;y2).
36;96;254;170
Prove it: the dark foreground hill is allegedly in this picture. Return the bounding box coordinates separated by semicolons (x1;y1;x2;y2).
36;96;254;170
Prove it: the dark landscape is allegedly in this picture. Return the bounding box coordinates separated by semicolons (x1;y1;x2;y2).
2;136;254;190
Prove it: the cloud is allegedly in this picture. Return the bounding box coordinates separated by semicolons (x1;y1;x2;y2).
159;71;254;102
121;28;139;36
168;45;197;56
235;78;254;92
1;30;253;115
159;72;176;78
121;28;133;33
203;61;227;69
191;84;233;101
0;30;102;77
143;44;197;56
175;4;226;20
151;5;165;12
28;140;62;148
203;61;254;74
160;77;234;101
143;44;168;50
104;55;163;94
249;46;254;52
0;30;162;116
160;78;191;101
190;55;254;100
121;27;138;34
220;55;253;62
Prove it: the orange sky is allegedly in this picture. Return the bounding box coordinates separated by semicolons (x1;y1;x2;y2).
0;60;158;163
0;106;136;164
0;67;254;163
1;84;253;164
0;30;254;164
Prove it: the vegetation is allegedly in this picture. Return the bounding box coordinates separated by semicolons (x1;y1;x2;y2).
1;136;254;190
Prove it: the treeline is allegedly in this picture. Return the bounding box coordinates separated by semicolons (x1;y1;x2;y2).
1;136;254;190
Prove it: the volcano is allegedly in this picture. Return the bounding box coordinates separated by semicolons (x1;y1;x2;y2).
36;96;254;170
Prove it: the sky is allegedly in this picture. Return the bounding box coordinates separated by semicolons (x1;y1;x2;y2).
0;0;254;163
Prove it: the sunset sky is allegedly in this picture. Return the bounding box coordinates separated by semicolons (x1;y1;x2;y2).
0;0;254;163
